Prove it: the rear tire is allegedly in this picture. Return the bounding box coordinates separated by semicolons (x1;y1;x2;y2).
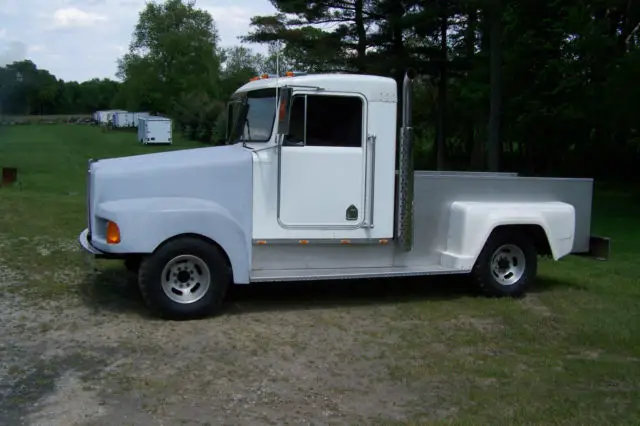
472;229;537;297
138;237;231;320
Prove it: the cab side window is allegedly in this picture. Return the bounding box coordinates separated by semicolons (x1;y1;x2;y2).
284;95;306;145
285;94;363;148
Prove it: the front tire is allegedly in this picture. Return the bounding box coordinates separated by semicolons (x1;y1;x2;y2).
138;237;231;320
472;229;537;297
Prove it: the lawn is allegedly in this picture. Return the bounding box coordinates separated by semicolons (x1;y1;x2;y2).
1;124;639;425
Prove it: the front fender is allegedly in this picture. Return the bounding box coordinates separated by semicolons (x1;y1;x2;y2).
91;197;251;284
440;201;575;270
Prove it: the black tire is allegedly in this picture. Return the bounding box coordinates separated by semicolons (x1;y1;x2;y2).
138;237;231;320
472;228;537;297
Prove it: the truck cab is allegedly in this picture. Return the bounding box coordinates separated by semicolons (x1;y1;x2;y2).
78;71;609;320
230;73;397;240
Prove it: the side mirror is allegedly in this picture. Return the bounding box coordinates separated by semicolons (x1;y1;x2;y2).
276;87;293;136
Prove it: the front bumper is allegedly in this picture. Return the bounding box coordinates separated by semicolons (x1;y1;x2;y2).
79;228;103;255
79;228;130;260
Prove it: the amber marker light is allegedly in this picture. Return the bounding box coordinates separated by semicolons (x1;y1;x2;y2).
106;221;121;244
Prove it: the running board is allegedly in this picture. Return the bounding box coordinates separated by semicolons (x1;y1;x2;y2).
250;265;468;283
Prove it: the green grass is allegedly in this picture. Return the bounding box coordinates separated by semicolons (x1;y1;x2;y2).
1;124;640;424
0;124;203;297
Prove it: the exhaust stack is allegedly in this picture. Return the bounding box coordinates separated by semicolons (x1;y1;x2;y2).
395;70;416;251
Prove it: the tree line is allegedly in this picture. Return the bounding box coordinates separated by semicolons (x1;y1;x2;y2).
1;0;639;179
0;60;120;116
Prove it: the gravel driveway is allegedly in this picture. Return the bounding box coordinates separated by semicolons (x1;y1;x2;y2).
0;241;465;425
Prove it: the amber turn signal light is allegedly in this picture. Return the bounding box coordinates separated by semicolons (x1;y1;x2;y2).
106;221;121;244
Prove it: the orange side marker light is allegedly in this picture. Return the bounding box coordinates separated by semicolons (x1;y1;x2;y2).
106;221;121;244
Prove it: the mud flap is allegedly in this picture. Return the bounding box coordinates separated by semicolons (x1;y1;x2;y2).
580;235;611;261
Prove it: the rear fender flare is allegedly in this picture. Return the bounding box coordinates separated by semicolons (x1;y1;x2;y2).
441;201;575;270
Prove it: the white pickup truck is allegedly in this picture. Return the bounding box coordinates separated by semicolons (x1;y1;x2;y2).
78;70;609;320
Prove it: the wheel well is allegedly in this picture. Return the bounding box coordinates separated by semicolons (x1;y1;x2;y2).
153;233;234;274
491;224;552;257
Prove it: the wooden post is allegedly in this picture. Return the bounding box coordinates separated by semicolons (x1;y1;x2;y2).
1;167;18;185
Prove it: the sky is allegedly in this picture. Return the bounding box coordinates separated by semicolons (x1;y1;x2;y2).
0;0;277;82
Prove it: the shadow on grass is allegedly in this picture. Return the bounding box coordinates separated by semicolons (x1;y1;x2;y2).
223;274;474;315
531;275;589;293
77;267;476;317
76;265;585;318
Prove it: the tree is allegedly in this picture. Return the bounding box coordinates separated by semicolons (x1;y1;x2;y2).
242;0;383;73
117;0;224;142
486;0;501;172
117;0;222;114
219;46;264;99
2;0;639;180
0;60;122;115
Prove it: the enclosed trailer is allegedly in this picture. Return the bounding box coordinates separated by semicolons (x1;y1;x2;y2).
106;110;126;125
94;111;106;123
96;110;126;125
112;111;135;128
136;117;144;141
132;112;150;127
79;71;610;320
137;116;172;144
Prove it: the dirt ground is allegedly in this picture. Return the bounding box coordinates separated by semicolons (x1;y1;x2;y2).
0;238;469;426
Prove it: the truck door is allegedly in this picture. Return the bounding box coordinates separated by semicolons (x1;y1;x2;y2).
278;92;367;229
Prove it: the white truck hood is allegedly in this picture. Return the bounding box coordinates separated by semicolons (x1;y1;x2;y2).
89;143;253;213
91;144;249;175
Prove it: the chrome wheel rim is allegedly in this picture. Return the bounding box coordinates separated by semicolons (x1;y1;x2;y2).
490;244;526;286
161;254;211;304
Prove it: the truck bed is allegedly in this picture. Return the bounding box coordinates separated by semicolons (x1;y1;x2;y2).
412;171;593;255
250;171;594;280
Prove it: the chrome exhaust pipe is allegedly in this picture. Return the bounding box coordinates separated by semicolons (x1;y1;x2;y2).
395;70;416;251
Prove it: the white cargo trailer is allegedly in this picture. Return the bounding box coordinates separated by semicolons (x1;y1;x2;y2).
133;112;150;127
112;111;135;128
135;117;152;141
106;110;126;126
94;111;105;123
137;116;172;144
79;71;610;320
96;110;126;125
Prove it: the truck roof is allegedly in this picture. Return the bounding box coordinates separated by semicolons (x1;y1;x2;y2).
233;73;398;103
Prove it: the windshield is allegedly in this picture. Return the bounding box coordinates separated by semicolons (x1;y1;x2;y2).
228;88;277;143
